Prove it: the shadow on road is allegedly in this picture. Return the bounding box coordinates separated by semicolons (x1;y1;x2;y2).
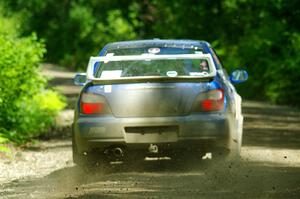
242;101;300;150
243;128;300;149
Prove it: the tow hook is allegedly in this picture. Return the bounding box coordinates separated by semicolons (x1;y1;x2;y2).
148;144;158;153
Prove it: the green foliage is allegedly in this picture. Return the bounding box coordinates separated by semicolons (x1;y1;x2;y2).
61;8;137;67
2;0;300;106
2;0;138;68
0;13;66;144
0;128;12;154
0;133;10;153
3;91;66;144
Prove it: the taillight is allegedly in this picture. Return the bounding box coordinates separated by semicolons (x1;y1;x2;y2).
192;89;224;112
80;93;110;115
81;102;104;114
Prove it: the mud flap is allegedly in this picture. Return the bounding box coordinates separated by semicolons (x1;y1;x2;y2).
226;114;243;160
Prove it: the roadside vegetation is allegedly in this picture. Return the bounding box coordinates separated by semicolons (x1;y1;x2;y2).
0;9;65;147
2;0;300;106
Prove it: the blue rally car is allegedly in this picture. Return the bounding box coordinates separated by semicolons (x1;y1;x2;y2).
72;39;248;166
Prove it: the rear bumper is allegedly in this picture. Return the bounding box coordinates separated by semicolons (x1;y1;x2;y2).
73;113;230;153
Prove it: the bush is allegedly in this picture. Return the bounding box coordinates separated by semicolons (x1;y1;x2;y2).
2;0;139;68
3;0;300;106
0;14;65;145
0;134;9;153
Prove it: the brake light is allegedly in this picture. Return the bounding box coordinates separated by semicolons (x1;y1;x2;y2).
192;89;224;112
201;89;224;111
80;93;109;115
81;102;103;114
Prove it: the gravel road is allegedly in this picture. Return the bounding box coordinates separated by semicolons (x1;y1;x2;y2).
1;65;300;199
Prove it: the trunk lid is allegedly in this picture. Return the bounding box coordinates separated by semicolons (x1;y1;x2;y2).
86;82;210;117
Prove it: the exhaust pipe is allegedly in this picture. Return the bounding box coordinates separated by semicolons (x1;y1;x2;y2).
112;147;124;158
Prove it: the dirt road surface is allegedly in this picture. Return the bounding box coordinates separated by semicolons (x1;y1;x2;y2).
1;65;300;199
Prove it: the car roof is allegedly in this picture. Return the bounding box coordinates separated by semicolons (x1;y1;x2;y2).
105;39;211;51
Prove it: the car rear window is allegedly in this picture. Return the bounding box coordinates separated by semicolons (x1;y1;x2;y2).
95;47;210;78
95;58;211;78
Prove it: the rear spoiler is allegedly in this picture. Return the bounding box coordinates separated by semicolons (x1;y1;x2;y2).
86;53;217;83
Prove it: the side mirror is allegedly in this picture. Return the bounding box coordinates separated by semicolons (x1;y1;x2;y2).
74;73;87;86
230;69;248;84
